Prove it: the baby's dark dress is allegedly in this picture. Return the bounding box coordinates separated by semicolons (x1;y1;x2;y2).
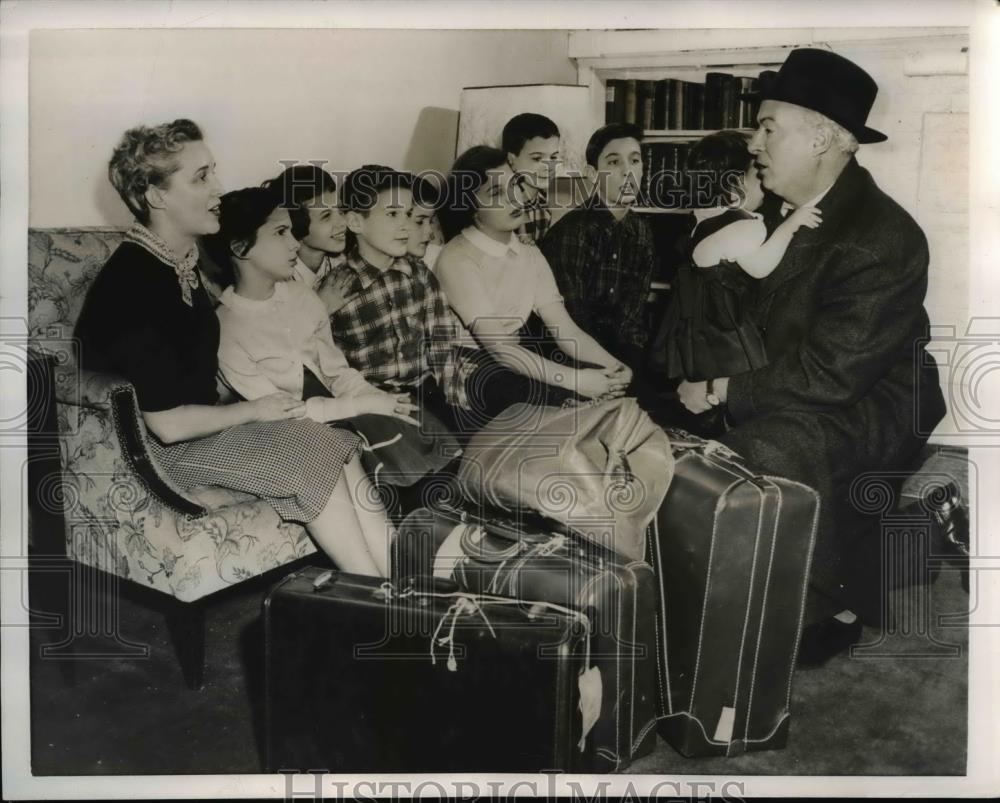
664;207;768;383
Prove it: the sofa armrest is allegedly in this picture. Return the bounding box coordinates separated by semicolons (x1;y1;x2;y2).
47;356;207;519
51;358;132;411
108;384;207;519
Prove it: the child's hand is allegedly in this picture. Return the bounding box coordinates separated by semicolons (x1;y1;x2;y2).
360;392;421;426
603;362;632;392
249;392;306;422
786;205;822;232
316;272;358;314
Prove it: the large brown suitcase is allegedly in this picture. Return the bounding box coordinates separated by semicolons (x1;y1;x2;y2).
393;502;659;771
650;429;819;757
264;566;596;773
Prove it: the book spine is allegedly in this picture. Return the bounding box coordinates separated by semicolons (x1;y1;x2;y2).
721;75;737;129
703;72;730;130
605;79;618;124
641;142;656;206
692;82;705;130
640;80;657;131
624;79;638;126
652;79;669;130
737;76;760;128
669;79;685;130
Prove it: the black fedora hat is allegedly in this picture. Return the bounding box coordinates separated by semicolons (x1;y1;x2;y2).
742;47;887;144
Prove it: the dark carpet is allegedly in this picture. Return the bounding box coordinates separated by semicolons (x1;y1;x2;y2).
27;556;968;777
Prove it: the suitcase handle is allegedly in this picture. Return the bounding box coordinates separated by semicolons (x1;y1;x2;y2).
398;573;461;595
437;500;560;547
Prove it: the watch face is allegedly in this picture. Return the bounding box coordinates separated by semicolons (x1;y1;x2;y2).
706;392;721;407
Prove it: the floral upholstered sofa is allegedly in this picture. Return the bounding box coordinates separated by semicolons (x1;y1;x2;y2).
28;228;318;685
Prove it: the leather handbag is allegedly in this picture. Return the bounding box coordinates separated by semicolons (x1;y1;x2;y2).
455;397;673;561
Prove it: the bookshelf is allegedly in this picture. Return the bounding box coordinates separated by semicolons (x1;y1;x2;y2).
634;127;756;213
584;67;766;289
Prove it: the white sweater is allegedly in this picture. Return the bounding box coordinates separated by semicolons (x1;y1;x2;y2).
216;280;377;422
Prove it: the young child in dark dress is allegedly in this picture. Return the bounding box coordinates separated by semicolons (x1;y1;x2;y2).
665;130;822;403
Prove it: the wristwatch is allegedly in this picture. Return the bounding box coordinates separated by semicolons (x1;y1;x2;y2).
706;378;722;407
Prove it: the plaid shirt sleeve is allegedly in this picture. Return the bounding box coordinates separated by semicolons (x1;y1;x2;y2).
539;212;595;335
619;215;657;349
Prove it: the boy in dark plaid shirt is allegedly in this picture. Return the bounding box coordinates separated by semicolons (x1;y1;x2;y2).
540;123;656;381
321;165;471;442
502;113;560;245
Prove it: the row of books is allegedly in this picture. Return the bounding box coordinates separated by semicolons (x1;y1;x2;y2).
605;74;760;131
637;141;691;208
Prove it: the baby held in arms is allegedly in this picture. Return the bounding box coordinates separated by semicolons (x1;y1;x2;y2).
688;130;822;278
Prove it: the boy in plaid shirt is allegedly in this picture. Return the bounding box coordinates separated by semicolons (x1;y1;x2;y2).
322;165;470;445
540;123;656;389
502;113;560;245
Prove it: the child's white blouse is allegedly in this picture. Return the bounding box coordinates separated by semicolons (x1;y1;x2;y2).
216;279;375;421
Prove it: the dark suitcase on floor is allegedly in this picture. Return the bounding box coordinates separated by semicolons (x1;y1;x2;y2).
650;429;819;757
264;567;596;773
393;502;658;772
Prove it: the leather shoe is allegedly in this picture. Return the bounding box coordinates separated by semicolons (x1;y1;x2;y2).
797;617;863;669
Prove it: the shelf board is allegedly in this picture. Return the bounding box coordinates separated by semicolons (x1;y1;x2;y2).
642;128;755;139
633;207;694;215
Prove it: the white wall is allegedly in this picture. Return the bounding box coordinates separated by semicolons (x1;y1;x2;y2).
29;28;576;228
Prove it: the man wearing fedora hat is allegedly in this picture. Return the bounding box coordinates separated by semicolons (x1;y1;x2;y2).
678;48;946;664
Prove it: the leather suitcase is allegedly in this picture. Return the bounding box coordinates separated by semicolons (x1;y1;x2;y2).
650;429;819;757
393;502;659;772
264;566;597;773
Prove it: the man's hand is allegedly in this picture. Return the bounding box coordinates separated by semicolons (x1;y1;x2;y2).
678;377;730;414
678;379;711;414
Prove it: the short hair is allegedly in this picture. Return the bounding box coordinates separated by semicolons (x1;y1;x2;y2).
410;172;444;210
108;119;204;224
340;164;412;215
799;107;860;155
201;186;283;288
501;113;560;157
685;130;754;207
585;123;644;168
439;146;509;242
261;164;337;241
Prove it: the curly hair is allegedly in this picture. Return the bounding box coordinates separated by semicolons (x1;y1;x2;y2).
108;119;204;224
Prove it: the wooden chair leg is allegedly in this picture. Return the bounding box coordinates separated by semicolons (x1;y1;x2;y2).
165;598;206;690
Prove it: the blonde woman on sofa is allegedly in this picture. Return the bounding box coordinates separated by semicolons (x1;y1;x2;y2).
73;119;392;577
